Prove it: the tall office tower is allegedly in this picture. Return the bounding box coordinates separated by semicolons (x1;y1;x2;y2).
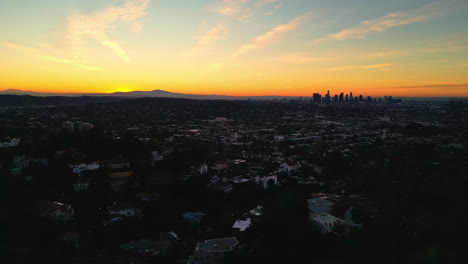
350;92;353;100
384;96;388;103
388;96;393;103
359;95;363;101
325;90;331;103
367;96;372;102
339;93;344;102
334;95;338;102
313;93;322;103
345;94;349;102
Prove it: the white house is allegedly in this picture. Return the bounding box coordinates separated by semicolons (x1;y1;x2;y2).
198;163;209;174
278;161;301;174
274;135;285;142
232;218;251;232
310;213;345;234
249;205;264;216
108;203;142;223
0;138;20;148
254;175;278;189
70;163;100;175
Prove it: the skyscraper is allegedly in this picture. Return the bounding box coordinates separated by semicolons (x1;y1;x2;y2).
313;93;322;103
324;90;331;103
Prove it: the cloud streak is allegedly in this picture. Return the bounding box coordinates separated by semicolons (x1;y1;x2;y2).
0;42;101;71
272;53;334;64
232;12;316;58
66;0;151;61
326;63;393;72
315;1;451;44
214;0;281;21
181;23;227;57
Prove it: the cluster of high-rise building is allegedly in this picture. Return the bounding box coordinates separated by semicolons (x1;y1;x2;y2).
312;91;401;104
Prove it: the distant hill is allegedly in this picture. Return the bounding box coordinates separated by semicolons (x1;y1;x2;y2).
0;95;125;107
0;89;298;101
0;89;105;97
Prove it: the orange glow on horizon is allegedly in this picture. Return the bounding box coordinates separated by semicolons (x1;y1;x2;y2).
2;83;468;98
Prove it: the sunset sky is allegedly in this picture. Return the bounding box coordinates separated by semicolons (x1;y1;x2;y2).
0;0;467;96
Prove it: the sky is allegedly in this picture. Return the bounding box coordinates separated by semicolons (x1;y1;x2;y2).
0;0;467;97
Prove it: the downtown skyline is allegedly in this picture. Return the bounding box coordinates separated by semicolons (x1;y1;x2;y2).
1;0;468;97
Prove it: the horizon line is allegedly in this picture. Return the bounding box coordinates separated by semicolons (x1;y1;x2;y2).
1;84;468;98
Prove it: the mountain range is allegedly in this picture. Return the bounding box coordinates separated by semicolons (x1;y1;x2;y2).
0;89;298;100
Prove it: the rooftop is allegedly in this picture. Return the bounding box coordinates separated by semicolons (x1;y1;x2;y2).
307;197;336;215
197;237;239;252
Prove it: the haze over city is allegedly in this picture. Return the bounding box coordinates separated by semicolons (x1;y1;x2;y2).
1;0;468;97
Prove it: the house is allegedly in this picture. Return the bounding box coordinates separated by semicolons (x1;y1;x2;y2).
104;157;130;170
120;239;173;257
183;212;206;227
254;175;278;189
232;178;249;184
209;176;221;186
232;218;251;232
278;161;301;174
107;202;142;223
73;180;91;192
70;163;100;175
76;122;94;132
274;135;285;142
310;213;345;234
40;202;75;222
0;137;20;148
108;170;133;192
211;163;228;173
150;151;164;166
189;237;239;264
214;183;233;194
136;193;159;202
307;197;336;215
307;196;362;235
198;163;209;174
249;206;264;217
12;155;48;171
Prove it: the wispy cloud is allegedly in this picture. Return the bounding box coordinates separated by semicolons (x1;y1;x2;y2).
363;63;393;69
0;42;101;71
214;0;281;21
181;23;227;57
315;1;452;44
66;0;151;61
326;63;393;72
361;45;464;59
232;12;316;58
272;53;334;64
